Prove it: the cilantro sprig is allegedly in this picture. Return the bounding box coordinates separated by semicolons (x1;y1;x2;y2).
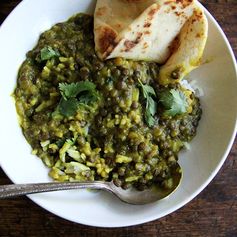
138;79;157;127
59;82;96;100
40;46;60;61
57;81;100;117
159;89;188;116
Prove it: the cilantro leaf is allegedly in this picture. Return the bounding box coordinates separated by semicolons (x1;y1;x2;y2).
59;81;96;100
146;97;157;116
58;98;79;117
57;81;100;117
40;46;60;61
142;85;156;97
159;89;188;116
145;109;156;127
138;79;157;127
78;91;99;105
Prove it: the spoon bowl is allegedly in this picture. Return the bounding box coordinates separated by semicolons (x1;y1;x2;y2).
110;163;182;204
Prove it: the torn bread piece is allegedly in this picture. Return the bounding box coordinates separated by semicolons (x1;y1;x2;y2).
94;0;196;63
158;5;208;85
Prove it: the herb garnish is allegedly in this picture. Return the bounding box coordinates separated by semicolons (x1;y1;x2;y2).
59;82;96;100
58;97;79;117
40;46;60;61
138;79;157;127
159;89;188;116
57;81;100;117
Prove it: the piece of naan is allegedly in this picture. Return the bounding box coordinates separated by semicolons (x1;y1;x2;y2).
159;5;208;85
94;0;197;63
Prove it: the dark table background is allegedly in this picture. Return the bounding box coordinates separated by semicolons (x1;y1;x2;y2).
0;0;236;236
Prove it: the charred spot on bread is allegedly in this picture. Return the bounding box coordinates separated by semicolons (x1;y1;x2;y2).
124;32;143;52
98;27;118;54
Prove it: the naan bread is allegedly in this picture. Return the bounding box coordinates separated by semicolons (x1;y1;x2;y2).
159;5;208;85
94;0;196;63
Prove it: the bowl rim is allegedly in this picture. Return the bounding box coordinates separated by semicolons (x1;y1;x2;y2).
0;0;237;228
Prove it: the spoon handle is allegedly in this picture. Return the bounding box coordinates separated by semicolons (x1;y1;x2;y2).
0;181;110;199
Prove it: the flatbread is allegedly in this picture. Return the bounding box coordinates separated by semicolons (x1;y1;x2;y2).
94;0;196;63
158;5;208;85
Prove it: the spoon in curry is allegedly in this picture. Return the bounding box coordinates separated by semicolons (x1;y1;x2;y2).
0;163;182;204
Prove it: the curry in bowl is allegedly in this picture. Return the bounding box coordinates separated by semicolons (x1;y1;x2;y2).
14;14;202;191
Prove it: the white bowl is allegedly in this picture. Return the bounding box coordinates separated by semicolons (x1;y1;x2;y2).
0;0;236;227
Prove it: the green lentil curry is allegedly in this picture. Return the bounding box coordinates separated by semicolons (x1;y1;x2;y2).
14;14;202;191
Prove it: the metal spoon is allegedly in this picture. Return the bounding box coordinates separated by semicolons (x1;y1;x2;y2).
0;163;182;205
